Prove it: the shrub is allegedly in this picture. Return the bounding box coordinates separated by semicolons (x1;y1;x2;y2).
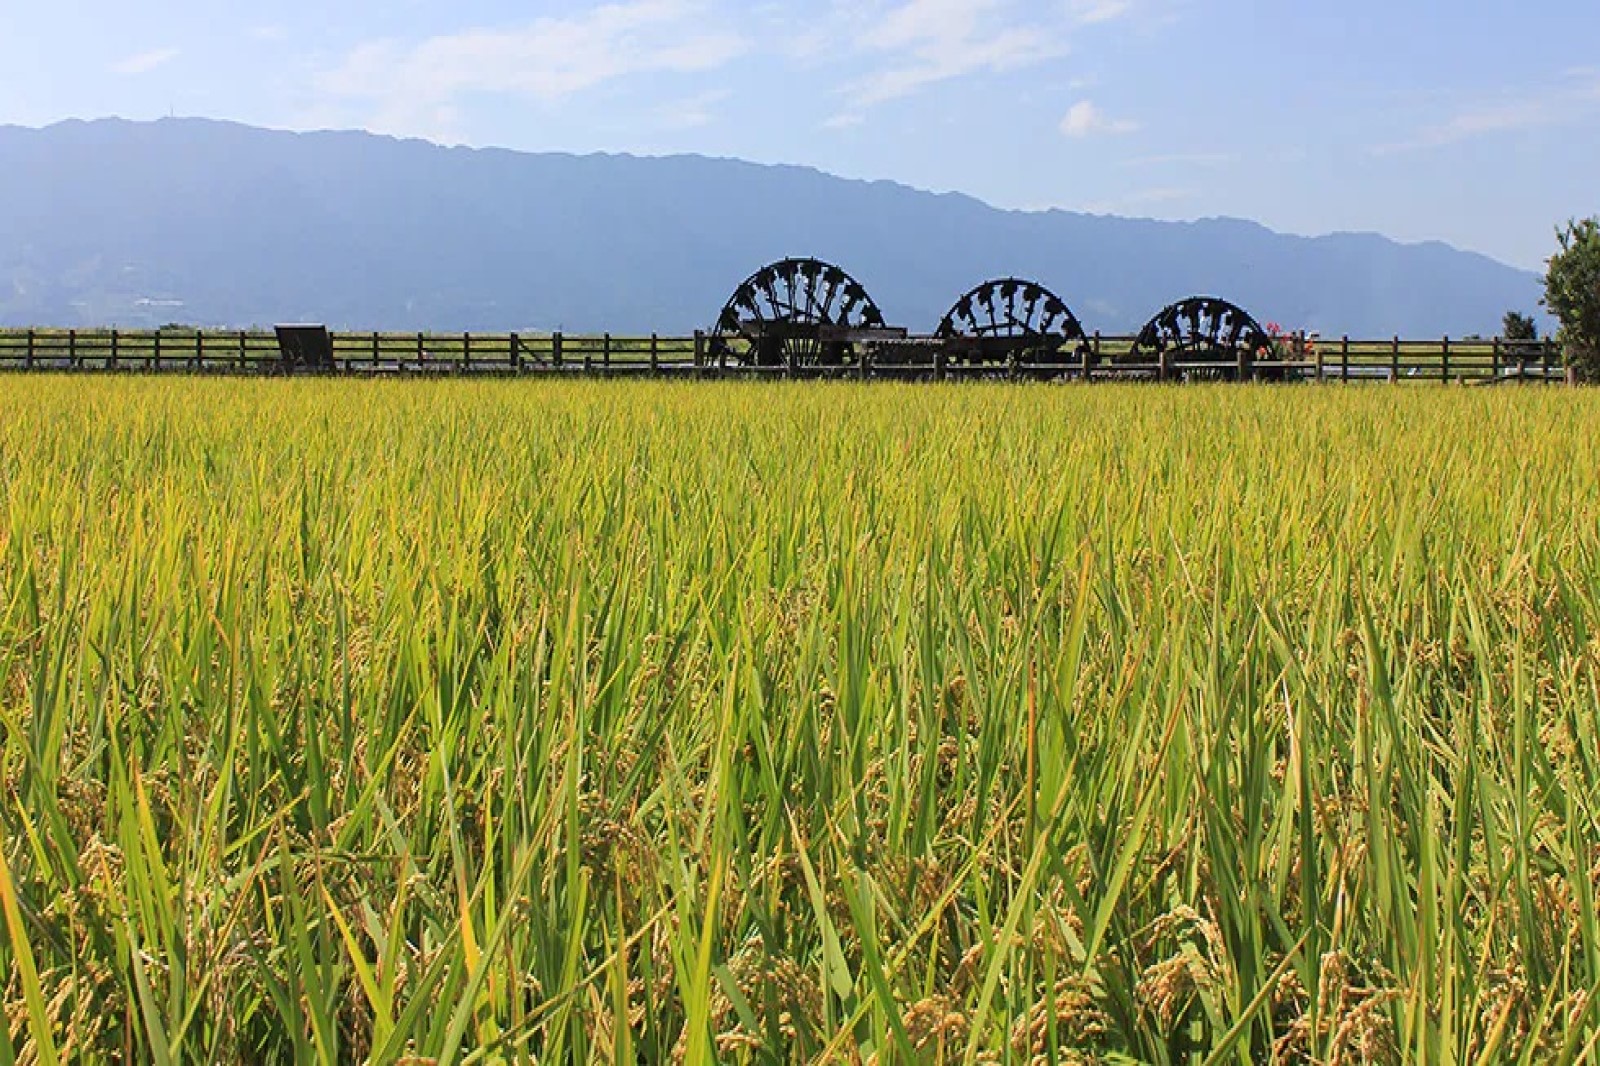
1501;311;1538;342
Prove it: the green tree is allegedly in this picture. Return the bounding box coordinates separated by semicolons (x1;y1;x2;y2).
1501;310;1538;342
1543;218;1600;381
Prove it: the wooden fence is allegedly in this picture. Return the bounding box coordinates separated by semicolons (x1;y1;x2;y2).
0;328;1570;383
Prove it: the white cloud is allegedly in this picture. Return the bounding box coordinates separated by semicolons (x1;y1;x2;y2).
318;0;746;135
656;90;729;130
112;48;180;76
1082;186;1194;214
1121;151;1232;167
1376;72;1600;153
840;0;1073;107
1415;101;1565;145
805;0;1150;113
309;0;1162;142
1071;0;1132;25
1122;186;1191;204
1060;100;1137;137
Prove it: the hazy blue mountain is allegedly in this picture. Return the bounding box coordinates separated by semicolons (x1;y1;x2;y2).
0;117;1548;336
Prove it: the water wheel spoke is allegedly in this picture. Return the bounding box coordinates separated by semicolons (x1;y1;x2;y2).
1130;297;1271;372
712;258;884;368
937;279;1085;367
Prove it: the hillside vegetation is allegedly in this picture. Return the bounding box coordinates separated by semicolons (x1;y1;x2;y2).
0;118;1547;336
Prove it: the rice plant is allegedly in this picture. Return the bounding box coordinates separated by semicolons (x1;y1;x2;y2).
2;377;1598;1063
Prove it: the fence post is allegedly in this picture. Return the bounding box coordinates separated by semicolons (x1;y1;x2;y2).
1092;331;1102;375
110;328;119;371
1340;335;1350;382
1314;338;1324;383
1440;335;1450;384
553;331;564;368
1543;338;1555;381
153;329;162;372
1491;337;1501;380
416;331;425;371
650;333;659;374
25;328;34;370
68;329;78;369
1236;341;1251;382
510;333;522;373
934;346;947;382
1389;336;1399;383
1080;342;1092;382
692;330;704;372
602;333;611;371
583;338;593;374
1158;345;1171;383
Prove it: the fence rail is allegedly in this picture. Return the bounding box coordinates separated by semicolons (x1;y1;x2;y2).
0;328;1571;383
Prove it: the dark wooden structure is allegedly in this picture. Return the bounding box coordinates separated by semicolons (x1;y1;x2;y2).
0;256;1572;383
1127;297;1275;381
274;324;336;372
934;279;1092;369
0;326;1567;383
708;258;897;370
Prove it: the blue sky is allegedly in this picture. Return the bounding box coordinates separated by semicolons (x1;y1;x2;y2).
3;0;1596;270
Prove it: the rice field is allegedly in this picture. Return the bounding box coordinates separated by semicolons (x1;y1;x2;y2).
2;376;1599;1064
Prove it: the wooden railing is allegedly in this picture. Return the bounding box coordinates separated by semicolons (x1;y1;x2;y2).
0;328;1570;383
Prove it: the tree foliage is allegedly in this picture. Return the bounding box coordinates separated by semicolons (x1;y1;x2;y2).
1544;218;1600;380
1501;311;1538;342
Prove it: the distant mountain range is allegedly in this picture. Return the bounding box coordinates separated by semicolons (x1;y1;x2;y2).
0;117;1549;336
